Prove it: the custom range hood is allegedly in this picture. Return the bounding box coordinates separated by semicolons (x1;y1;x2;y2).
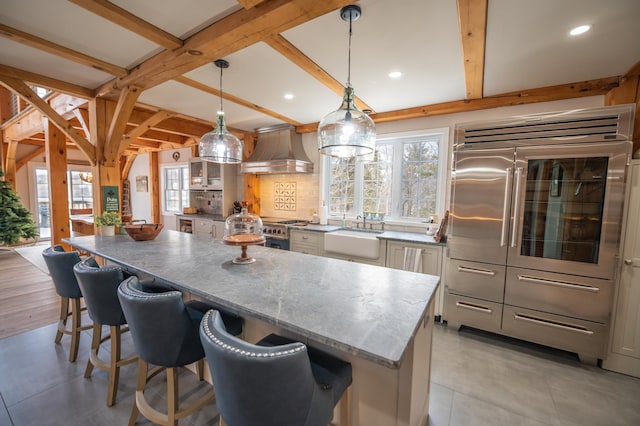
240;125;313;174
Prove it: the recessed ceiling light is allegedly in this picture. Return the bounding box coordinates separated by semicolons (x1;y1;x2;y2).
569;25;591;36
388;71;402;79
284;93;294;100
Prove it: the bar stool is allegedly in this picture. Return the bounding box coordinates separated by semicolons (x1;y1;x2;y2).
73;257;138;406
42;245;92;362
199;310;352;426
117;276;243;426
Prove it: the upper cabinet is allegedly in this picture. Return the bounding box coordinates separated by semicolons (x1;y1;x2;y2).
189;158;222;190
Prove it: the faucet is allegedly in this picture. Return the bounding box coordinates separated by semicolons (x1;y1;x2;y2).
355;215;366;229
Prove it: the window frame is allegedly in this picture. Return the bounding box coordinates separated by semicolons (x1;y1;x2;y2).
321;127;449;223
160;163;190;215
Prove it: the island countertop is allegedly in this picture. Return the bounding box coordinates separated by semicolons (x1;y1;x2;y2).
64;230;439;369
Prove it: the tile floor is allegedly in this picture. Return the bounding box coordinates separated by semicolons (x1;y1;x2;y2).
1;321;639;425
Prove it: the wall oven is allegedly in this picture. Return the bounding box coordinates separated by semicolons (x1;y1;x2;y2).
445;104;635;363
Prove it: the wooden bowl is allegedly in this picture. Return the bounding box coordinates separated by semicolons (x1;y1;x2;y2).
123;223;164;241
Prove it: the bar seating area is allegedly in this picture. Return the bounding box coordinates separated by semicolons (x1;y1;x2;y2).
41;245;92;363
73;257;138;407
199;310;352;426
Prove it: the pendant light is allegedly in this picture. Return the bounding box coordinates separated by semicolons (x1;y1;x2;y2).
198;59;243;164
318;4;375;158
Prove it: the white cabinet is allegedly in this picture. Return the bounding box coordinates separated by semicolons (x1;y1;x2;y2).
603;159;640;378
193;218;225;238
189;158;221;189
386;241;444;318
290;229;324;255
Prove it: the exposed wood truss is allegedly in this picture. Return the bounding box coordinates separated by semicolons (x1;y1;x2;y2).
0;77;96;164
104;85;142;165
457;0;488;100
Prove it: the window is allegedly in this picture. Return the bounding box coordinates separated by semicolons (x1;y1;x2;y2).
68;171;93;209
162;165;189;213
324;129;447;220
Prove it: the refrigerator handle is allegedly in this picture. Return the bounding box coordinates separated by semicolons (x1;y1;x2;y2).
500;168;512;247
510;167;523;248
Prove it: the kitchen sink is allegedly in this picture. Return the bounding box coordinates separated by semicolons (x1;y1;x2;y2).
324;229;381;259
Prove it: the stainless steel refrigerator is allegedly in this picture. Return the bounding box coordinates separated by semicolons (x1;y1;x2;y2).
445;104;635;363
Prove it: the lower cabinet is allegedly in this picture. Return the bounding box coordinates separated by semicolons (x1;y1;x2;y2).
386;241;444;318
193;218;225;238
290;229;324;255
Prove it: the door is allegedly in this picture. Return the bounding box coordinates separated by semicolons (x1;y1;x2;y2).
448;147;514;264
508;141;631;279
610;160;640;361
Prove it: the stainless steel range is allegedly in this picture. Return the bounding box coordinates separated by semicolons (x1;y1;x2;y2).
261;217;308;250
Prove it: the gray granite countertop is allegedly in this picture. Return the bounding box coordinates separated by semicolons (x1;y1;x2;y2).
377;230;442;245
288;224;342;232
64;231;438;369
175;213;225;221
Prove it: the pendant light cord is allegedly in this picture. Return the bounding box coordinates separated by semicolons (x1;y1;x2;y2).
219;65;224;114
347;12;353;88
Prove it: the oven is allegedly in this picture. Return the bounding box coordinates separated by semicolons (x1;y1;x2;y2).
261;217;308;251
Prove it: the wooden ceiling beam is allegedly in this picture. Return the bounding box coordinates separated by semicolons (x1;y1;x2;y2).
121;153;137;180
295;76;621;133
0;23;127;77
265;34;374;112
69;0;183;50
237;0;268;9
103;85;142;165
0;64;94;99
95;0;354;97
0;76;96;164
16;146;45;171
457;0;487;100
127;109;213;137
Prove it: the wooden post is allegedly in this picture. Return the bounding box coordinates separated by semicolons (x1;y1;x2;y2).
149;151;160;223
89;98;121;226
44;118;71;247
3;139;17;190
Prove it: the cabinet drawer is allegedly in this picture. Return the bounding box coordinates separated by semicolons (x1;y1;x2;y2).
446;259;506;302
444;292;503;333
290;230;323;246
505;268;612;324
502;305;607;359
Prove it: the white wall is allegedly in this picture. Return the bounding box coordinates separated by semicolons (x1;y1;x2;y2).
127;153;152;223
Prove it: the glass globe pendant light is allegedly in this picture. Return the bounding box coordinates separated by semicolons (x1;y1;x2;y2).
198;59;243;164
318;4;375;158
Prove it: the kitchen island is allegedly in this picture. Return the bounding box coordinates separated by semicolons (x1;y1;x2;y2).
64;230;439;425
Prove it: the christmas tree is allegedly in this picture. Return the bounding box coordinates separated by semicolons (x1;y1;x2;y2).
0;169;38;246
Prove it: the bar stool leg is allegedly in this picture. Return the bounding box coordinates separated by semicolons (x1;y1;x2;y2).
84;323;101;378
167;367;179;426
107;325;122;407
69;298;82;362
339;385;352;426
220;416;228;426
129;358;147;426
55;296;69;344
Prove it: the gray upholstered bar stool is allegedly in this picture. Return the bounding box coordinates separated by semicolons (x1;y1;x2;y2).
42;245;92;362
73;257;138;406
199;310;353;426
117;276;243;426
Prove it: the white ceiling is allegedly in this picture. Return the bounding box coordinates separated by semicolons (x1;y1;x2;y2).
1;0;639;132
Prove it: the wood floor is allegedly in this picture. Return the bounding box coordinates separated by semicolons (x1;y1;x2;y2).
0;250;59;340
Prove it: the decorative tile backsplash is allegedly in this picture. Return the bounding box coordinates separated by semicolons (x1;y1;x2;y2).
274;182;296;211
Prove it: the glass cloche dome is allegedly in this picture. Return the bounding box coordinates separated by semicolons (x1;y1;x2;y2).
222;208;265;264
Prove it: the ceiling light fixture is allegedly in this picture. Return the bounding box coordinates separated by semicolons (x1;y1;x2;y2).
198;59;243;164
317;4;375;158
388;71;402;79
284;93;294;100
569;24;591;36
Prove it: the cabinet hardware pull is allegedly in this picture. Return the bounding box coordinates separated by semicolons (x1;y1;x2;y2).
302;236;308;240
513;313;595;336
500;168;512;247
457;266;496;276
624;259;633;265
455;301;493;313
510;167;522;248
518;275;599;293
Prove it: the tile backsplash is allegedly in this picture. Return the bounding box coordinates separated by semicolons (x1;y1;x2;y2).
259;174;319;220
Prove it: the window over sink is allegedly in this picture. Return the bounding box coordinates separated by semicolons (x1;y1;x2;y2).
322;128;448;221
